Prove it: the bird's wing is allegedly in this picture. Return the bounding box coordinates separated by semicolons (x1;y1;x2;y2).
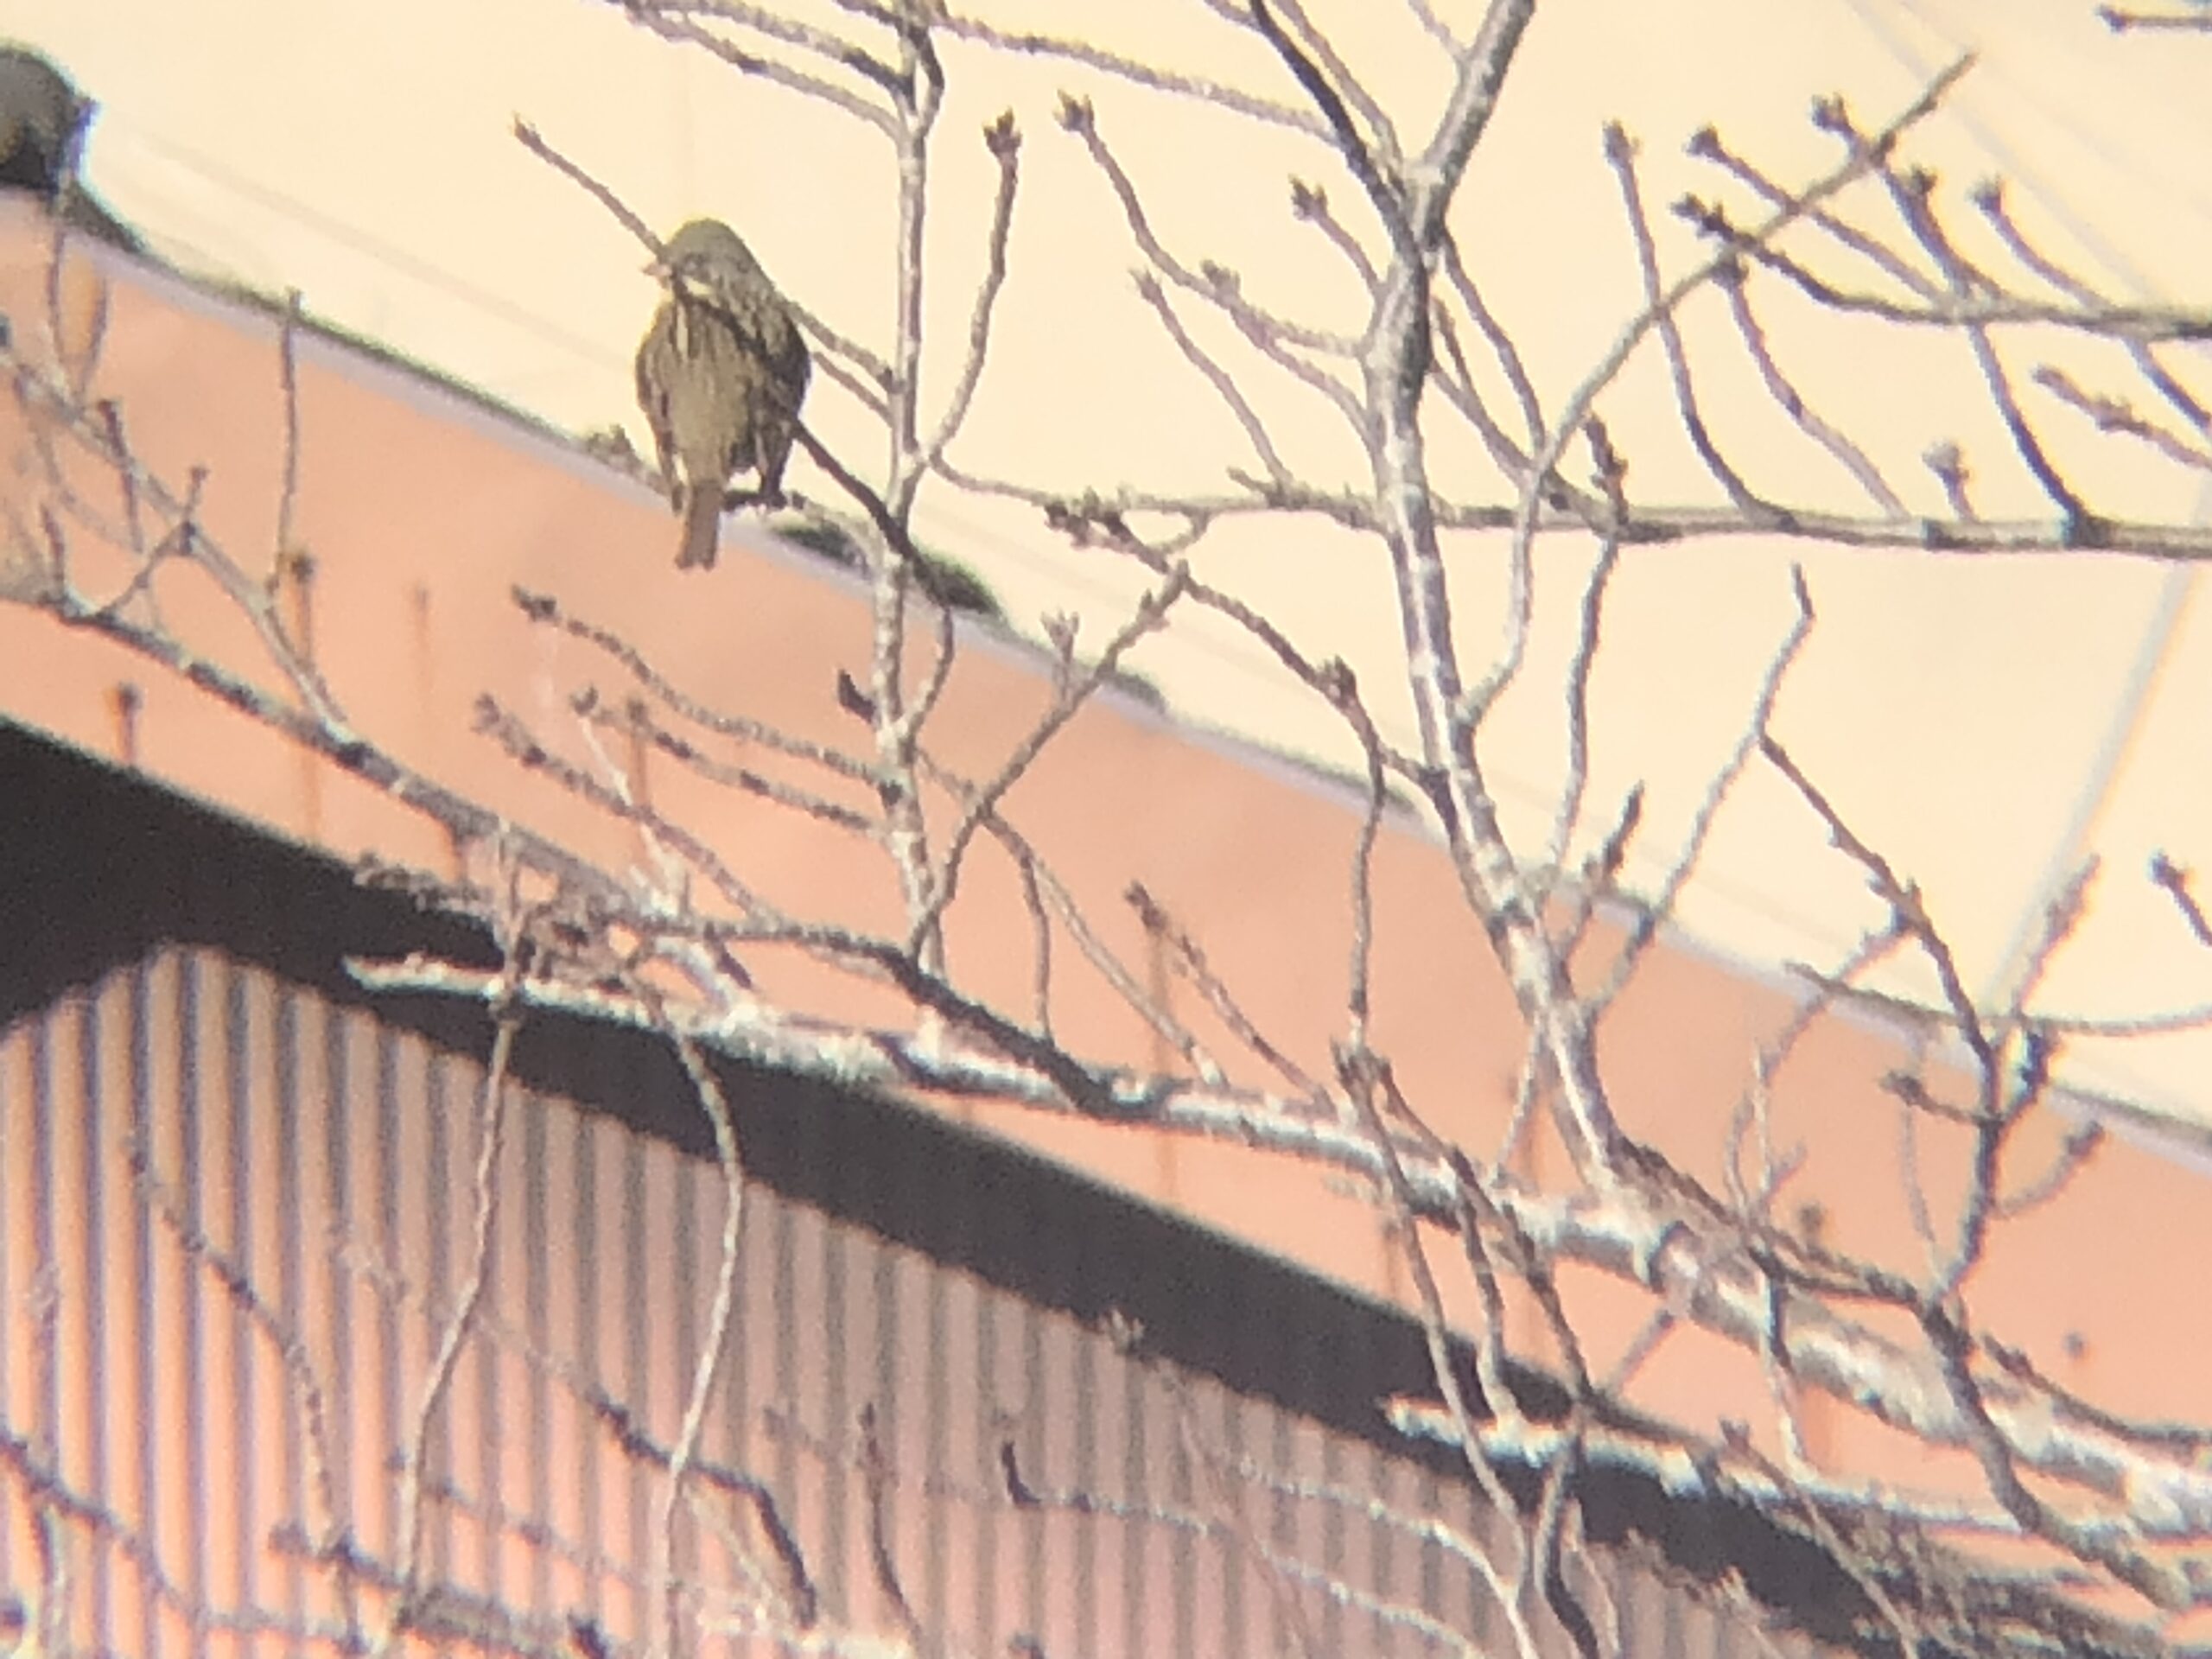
761;302;810;407
633;310;679;481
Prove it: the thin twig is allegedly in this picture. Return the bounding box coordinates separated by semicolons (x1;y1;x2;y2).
1592;568;1816;1012
1541;419;1630;891
1717;259;1907;515
2034;365;2212;472
1288;177;1378;289
908;562;1191;951
1685;123;1942;298
1129;880;1319;1099
642;0;910;97
1438;226;1547;453
1975;179;2210;440
1133;270;1293;486
1494;53;1971;713
631;977;751;1659
919;111;1022;470
608;2;897;132
1881;166;2096;531
275;288;306;567
932;10;1329;134
1605;124;1770;520
381;966;523;1653
513;118;893;389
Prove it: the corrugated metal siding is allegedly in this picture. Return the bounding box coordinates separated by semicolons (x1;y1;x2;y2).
1;946;1821;1659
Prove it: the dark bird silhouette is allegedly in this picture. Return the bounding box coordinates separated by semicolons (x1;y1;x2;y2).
0;45;88;200
0;44;142;252
633;218;810;571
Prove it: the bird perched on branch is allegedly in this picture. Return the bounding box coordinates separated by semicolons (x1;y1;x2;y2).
0;44;89;200
633;218;810;571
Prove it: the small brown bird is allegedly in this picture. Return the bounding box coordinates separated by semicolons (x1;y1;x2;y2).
633;218;810;570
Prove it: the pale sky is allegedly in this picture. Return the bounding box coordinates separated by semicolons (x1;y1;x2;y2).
12;0;2212;1122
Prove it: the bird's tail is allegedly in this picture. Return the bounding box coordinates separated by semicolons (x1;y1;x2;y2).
677;482;722;570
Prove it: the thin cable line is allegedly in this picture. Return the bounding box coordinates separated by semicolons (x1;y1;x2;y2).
109;119;626;371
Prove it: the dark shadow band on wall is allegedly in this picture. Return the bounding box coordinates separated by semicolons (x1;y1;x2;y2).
0;715;1930;1656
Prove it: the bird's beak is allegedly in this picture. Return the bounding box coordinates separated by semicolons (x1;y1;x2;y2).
645;253;671;281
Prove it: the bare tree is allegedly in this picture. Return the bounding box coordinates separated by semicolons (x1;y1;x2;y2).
8;5;2212;1659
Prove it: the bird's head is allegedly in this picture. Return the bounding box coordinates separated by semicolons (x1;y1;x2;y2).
647;218;766;294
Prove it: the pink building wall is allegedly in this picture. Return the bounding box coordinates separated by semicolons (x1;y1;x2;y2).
4;197;2209;1644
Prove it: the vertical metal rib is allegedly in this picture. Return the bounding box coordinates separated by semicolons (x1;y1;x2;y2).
0;943;1823;1659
